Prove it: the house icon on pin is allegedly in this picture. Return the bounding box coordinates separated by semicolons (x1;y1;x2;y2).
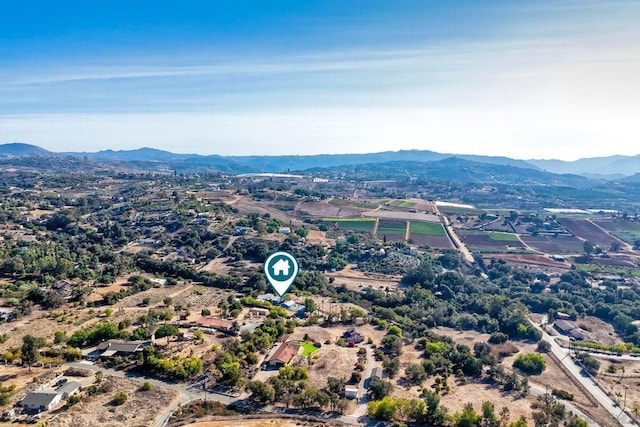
272;259;290;277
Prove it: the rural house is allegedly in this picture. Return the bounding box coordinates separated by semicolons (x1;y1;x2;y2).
19;392;61;413
266;342;301;367
195;316;234;333
95;339;147;358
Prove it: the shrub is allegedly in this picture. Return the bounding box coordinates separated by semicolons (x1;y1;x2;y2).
488;332;509;344
552;389;574;401
536;341;551;353
513;353;546;374
113;391;128;406
140;382;152;391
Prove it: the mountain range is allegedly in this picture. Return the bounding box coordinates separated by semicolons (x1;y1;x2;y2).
1;142;639;179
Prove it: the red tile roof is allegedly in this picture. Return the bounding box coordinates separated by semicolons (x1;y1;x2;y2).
196;317;233;330
268;342;300;364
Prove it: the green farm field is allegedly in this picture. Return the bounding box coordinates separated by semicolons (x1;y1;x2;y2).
409;221;446;236
392;200;416;208
322;218;376;232
489;232;520;241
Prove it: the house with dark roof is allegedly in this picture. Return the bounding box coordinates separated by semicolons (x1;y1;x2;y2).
19;392;61;413
96;340;147;358
266;342;301;367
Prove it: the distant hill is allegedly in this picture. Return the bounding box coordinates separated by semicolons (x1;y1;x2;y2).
1;142;638;178
529;155;640;177
303;157;591;187
0;142;52;157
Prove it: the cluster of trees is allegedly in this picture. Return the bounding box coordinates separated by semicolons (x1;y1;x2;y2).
142;345;203;379
248;369;350;412
513;353;546;375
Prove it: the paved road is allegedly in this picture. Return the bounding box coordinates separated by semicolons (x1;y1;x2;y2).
530;320;638;427
435;205;475;264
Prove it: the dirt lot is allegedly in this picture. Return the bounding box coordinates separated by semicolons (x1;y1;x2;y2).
48;375;177;427
571;316;624;346
326;264;403;292
294;201;365;218
439;381;534;423
304;346;359;390
305;229;333;248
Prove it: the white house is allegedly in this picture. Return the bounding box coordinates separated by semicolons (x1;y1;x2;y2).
345;386;359;399
19;392;61;413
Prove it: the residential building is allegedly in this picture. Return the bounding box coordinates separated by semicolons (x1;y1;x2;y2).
345;386;359;399
95;340;147;358
195;317;234;333
266;342;301;367
19;392;61;413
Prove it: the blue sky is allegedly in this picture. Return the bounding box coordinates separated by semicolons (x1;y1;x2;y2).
1;1;639;160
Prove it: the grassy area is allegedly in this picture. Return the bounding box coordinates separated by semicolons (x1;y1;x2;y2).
409;221;446;236
489;232;520;241
301;341;320;356
322;218;376;232
392;200;416;208
377;227;406;236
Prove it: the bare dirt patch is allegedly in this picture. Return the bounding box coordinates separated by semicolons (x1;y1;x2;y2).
572;316;624;346
305;229;333;248
304;346;359;390
48;375;177;427
439;381;534;423
596;358;640;416
327;264;403;292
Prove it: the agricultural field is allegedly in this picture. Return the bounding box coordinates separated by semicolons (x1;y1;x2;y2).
376;218;407;242
322;217;376;233
328;198;381;209
458;230;525;252
409;221;454;248
391;200;416;208
521;235;585;254
558;218;623;248
409;221;446;236
489;232;520;241
593;219;640;244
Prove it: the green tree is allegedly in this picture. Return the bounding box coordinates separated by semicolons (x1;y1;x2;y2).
368;396;398;421
248;380;276;403
369;377;393;400
513;353;546;375
454;402;481;427
304;298;317;314
509;416;528;427
21;335;45;372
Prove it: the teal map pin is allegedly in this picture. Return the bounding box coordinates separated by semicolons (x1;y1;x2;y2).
264;251;299;297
